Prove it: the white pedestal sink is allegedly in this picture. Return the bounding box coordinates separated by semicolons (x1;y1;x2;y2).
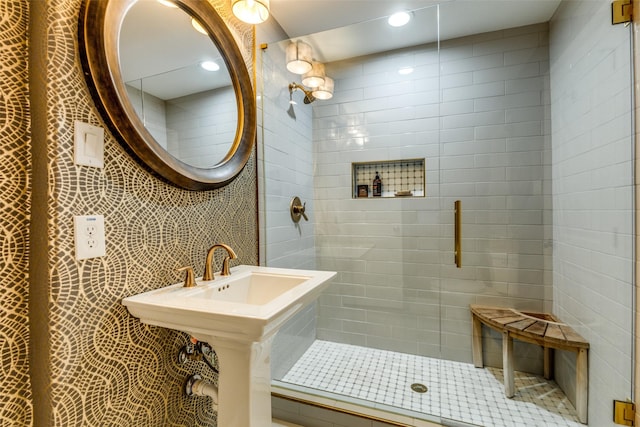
122;265;336;427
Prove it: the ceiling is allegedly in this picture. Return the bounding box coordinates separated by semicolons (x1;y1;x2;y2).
120;0;562;99
120;0;231;100
269;0;562;63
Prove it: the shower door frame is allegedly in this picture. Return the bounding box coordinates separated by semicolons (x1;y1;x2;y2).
260;2;639;426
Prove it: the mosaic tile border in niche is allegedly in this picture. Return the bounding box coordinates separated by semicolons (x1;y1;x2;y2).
353;159;426;198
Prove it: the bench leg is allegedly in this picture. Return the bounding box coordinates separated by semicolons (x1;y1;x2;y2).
543;347;554;380
472;314;483;368
576;348;588;424
502;330;515;398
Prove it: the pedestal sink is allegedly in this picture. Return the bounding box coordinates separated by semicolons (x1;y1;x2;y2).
122;265;336;427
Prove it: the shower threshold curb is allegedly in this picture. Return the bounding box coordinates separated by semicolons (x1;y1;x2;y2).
272;381;444;427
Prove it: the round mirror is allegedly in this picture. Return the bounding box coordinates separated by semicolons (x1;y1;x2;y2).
79;0;256;190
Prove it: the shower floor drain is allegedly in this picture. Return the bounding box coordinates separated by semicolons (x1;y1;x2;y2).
410;383;428;393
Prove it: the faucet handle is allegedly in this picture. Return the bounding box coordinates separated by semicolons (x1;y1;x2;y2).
221;256;232;276
177;266;196;288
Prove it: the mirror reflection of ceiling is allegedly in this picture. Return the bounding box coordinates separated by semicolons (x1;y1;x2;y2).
270;0;562;63
119;0;232;100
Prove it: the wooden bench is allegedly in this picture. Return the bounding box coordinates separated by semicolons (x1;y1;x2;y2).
470;304;589;424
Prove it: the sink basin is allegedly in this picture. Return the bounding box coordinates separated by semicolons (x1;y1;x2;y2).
190;272;312;305
122;265;336;427
123;265;336;342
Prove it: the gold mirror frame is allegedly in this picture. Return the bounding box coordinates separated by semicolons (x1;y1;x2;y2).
78;0;256;191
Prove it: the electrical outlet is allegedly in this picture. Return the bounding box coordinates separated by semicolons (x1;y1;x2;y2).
74;215;106;260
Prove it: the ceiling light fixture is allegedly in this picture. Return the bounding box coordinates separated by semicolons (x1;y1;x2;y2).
191;18;207;35
286;41;313;74
388;11;411;27
157;0;178;7
200;61;220;71
398;67;414;75
231;0;270;24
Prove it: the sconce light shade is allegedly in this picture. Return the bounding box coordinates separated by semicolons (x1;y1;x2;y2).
232;0;270;24
302;61;325;88
286;41;313;74
313;76;334;100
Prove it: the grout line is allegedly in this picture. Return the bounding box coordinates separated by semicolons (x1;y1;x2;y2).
278;340;583;427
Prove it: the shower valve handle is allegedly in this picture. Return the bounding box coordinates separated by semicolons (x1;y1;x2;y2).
290;196;308;223
296;203;308;221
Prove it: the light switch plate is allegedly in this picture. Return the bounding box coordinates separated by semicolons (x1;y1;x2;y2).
74;121;104;168
74;215;106;260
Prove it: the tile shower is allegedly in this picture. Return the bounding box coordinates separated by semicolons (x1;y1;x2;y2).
260;1;634;426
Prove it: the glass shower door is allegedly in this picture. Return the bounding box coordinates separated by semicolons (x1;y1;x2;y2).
437;1;635;426
261;1;635;426
263;5;446;424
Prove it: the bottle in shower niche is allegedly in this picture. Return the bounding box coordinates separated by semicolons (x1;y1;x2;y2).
372;171;382;197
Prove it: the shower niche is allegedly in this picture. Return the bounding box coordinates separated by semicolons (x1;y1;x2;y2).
352;159;425;198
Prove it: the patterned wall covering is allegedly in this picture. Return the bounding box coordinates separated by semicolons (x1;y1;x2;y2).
29;0;257;425
0;1;32;425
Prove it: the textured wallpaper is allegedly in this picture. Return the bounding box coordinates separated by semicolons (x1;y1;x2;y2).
0;1;32;425
29;0;257;426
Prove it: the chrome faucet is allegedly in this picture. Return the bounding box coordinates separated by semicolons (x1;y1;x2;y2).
203;243;237;281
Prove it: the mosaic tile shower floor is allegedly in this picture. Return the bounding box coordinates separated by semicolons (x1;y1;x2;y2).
281;340;583;427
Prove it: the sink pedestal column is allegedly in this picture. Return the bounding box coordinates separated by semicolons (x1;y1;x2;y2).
207;335;275;427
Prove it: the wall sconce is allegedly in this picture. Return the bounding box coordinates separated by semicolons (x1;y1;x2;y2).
302;61;326;88
313;76;334;100
232;0;270;24
287;40;334;104
286;41;313;74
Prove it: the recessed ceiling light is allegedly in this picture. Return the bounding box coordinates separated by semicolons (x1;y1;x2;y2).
157;0;178;7
388;11;411;27
191;18;207;35
200;61;220;71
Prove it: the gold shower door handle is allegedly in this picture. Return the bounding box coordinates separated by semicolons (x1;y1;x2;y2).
454;200;461;268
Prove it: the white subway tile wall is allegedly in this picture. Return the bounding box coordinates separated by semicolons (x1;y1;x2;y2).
550;1;634;426
260;41;319;380
125;84;168;148
313;22;552;372
165;86;237;167
125;84;236;167
263;4;634;426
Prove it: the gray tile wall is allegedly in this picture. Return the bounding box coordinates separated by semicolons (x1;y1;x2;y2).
260;40;319;379
313;22;552;370
126;84;237;167
550;1;634;425
264;6;635;425
165;86;237;166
